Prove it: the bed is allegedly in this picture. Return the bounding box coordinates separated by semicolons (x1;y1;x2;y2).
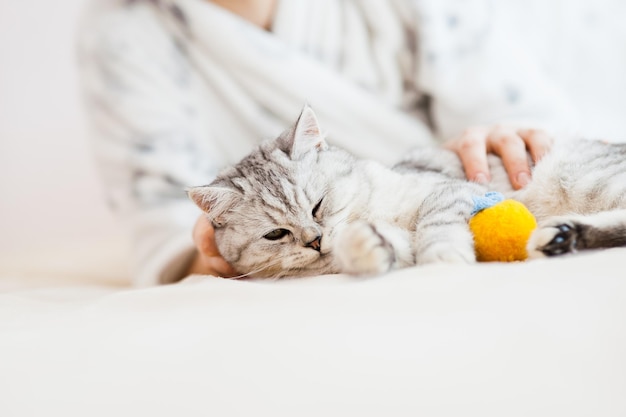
1;246;625;416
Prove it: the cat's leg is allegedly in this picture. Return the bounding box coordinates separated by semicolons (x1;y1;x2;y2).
410;186;478;264
333;221;413;275
528;209;626;258
414;222;476;264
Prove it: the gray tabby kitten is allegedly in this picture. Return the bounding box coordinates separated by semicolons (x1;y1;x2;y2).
188;106;626;278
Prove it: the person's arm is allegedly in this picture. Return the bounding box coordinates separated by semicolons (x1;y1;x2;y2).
409;1;572;189
78;3;234;285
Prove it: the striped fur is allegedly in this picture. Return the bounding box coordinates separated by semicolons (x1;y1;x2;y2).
188;107;626;277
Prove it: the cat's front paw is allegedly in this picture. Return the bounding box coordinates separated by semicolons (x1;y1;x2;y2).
418;243;475;265
528;219;579;258
334;221;395;276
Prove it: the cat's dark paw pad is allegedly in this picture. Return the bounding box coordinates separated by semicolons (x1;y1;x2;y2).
528;221;579;258
335;222;395;275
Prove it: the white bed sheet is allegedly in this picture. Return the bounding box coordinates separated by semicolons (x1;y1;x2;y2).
1;248;625;417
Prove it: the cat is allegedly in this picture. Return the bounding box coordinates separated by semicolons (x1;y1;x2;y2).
188;105;626;278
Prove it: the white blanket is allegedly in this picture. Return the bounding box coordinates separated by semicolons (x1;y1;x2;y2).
2;249;625;416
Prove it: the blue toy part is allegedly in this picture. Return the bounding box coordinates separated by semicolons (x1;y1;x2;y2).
471;191;505;216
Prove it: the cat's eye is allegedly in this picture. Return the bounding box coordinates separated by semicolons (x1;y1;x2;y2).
264;228;290;240
312;198;324;218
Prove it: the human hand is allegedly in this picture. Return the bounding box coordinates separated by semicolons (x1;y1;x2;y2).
186;215;239;278
444;126;553;190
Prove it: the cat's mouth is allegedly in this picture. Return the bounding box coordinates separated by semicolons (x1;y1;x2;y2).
240;244;335;279
307;251;334;268
284;252;334;276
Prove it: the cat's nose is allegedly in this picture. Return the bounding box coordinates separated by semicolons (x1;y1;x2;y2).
305;235;322;252
302;227;322;251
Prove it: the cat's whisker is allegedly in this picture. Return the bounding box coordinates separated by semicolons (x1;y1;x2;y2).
266;273;283;282
226;257;290;280
225;267;267;280
226;268;268;280
229;250;328;280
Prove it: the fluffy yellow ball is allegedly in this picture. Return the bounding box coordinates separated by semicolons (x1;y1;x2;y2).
469;199;537;262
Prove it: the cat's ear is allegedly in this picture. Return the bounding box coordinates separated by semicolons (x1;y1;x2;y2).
280;104;328;160
186;184;241;226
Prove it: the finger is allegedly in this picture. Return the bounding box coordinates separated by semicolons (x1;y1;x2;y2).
192;215;239;277
454;129;491;183
205;256;239;278
189;251;239;278
192;215;220;257
517;128;553;163
488;130;531;189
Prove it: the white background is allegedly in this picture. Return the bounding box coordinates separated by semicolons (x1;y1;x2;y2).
0;0;124;259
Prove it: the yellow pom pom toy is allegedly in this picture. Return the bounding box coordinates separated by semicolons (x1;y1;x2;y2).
469;192;537;262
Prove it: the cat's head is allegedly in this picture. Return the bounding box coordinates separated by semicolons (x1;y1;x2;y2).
187;105;357;278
